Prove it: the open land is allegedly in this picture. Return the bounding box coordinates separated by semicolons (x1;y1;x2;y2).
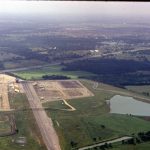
43;79;150;150
33;80;93;102
8;65;150;150
0;74;16;110
13;65;96;80
0;74;47;150
0;73;149;150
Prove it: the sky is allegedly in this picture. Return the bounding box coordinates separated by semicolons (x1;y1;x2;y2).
0;1;150;17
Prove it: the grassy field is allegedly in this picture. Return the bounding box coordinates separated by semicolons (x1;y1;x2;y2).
43;80;150;150
13;65;96;80
110;141;150;150
0;114;11;134
126;85;150;95
3;59;46;70
0;93;47;150
43;100;69;110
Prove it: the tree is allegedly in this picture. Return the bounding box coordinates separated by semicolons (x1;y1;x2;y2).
101;125;106;129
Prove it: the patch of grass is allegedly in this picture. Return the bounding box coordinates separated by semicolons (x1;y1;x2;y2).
126;85;150;95
111;141;150;150
0;93;47;150
0;114;10;134
13;65;96;80
4;59;46;70
43;100;69;110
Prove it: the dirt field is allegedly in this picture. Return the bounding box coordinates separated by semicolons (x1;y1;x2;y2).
0;74;23;110
59;80;83;88
33;80;93;102
0;74;16;110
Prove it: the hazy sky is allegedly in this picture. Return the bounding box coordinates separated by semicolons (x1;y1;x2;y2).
0;1;150;17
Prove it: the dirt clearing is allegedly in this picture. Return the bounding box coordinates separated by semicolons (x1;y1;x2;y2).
33;80;94;102
0;74;16;110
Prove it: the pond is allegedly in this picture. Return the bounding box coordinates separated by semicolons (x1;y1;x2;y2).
108;95;150;116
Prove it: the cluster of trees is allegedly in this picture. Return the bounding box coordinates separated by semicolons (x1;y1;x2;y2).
42;75;70;80
122;131;150;145
138;131;150;142
63;58;150;75
142;92;150;96
0;61;4;70
86;143;113;150
63;58;150;87
70;141;78;148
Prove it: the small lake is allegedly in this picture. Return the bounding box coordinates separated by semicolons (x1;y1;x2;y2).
108;95;150;116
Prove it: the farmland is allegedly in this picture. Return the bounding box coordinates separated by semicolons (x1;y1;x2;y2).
13;65;96;80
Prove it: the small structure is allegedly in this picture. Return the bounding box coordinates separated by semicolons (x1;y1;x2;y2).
15;137;27;146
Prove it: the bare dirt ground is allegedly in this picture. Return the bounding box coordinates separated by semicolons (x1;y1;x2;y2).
0;74;16;110
33;80;94;103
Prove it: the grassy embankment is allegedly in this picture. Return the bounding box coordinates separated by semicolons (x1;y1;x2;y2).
126;85;150;95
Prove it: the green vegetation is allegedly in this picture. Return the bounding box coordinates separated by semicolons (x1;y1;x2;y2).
0;93;46;150
43;100;69;110
0;114;11;134
13;65;96;80
44;80;150;150
126;85;150;96
111;141;150;150
3;59;46;70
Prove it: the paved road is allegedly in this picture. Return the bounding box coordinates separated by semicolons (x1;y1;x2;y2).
79;136;132;150
22;82;61;150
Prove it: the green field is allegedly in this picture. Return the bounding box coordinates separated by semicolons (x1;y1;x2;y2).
111;141;150;150
0;93;46;150
126;85;150;95
13;65;96;80
3;59;46;70
0;114;11;134
43;100;69;110
43;80;150;150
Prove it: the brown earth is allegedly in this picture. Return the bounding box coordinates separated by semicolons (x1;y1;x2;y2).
32;80;94;102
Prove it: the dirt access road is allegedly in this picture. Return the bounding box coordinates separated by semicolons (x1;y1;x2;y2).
22;82;61;150
79;136;132;150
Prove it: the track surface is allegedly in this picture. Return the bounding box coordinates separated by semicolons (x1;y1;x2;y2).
22;82;61;150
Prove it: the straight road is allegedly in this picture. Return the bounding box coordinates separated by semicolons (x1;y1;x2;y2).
79;136;132;150
22;82;61;150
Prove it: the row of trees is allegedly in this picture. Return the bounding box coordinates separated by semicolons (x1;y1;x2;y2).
122;131;150;145
70;130;150;150
42;75;70;80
